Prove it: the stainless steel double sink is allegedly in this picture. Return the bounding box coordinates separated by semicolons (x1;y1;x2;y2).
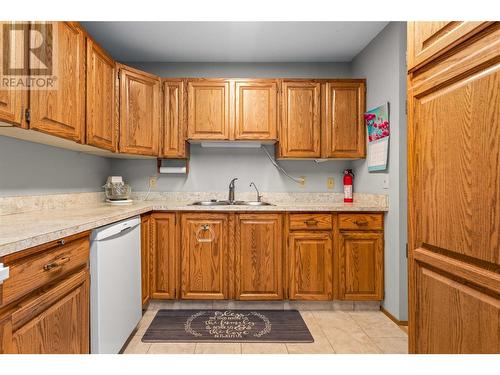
191;199;273;206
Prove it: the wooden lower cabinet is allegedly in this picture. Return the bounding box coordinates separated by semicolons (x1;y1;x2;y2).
235;214;283;300
5;270;89;354
338;230;383;300
150;213;177;300
288;231;333;300
140;214;151;308
141;211;385;302
180;213;228;299
0;233;90;354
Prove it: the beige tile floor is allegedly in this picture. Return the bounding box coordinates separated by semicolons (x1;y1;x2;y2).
123;307;408;354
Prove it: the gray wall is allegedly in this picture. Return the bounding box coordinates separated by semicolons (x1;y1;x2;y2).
112;145;350;193
350;22;408;321
0;136;111;196
127;62;351;78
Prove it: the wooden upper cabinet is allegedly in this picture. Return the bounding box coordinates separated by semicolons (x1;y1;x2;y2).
279;81;321;158
288;231;332;301
339;231;384;300
180;213;228;299
150;213;177;300
29;22;85;143
161;80;187;158
235;214;283;300
323;81;366;158
86;38;117;152
407;21;492;70
0;22;28;127
187;79;230;140
119;65;160;156
234;80;278;140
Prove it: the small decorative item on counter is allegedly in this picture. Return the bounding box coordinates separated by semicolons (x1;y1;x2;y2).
343;169;354;203
103;176;133;204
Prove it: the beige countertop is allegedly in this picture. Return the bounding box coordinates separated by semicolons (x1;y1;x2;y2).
0;192;388;257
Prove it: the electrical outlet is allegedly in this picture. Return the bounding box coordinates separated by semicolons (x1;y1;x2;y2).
299;176;306;187
327;177;334;190
149;176;157;188
383;175;389;189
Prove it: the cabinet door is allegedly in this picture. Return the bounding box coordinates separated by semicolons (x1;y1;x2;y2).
86;38;117;152
408;24;500;353
181;213;228;299
140;215;151;307
412;255;500;353
161;80;187;157
235;214;283;300
8;270;89;354
29;22;85;142
339;231;383;300
324;81;365;158
279;81;321;158
187;79;230;140
407;21;491;70
288;232;332;300
234;80;278;140
119;65;160;155
150;213;177;299
0;22;28;127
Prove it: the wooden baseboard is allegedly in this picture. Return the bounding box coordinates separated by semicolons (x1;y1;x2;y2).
381;306;408;326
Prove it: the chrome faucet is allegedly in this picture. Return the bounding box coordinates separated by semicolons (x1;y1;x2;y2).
228;178;238;204
249;182;262;202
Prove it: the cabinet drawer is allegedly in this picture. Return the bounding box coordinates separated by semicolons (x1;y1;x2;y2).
0;234;89;307
338;213;383;230
289;214;332;231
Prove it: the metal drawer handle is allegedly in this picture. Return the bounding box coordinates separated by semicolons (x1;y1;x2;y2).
354;220;369;226
43;257;70;271
57;239;66;246
196;224;215;243
304;219;318;226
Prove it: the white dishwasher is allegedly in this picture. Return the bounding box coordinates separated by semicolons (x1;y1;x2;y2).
90;216;142;354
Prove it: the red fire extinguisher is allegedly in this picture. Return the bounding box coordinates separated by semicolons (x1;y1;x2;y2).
343;169;354;203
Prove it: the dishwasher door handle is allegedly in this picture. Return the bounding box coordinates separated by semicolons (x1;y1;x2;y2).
0;263;9;284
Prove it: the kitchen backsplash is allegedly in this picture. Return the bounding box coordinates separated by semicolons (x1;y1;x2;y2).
111;144;352;193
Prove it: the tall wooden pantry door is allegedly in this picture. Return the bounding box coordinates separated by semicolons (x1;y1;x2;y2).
407;22;500;354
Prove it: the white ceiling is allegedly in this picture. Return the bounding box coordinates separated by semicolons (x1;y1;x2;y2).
81;22;388;62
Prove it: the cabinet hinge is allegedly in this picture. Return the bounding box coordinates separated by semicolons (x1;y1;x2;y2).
406;243;408;258
25;108;31;123
405;99;408;115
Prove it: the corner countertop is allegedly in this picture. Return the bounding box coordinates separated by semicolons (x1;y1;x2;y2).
0;193;388;257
